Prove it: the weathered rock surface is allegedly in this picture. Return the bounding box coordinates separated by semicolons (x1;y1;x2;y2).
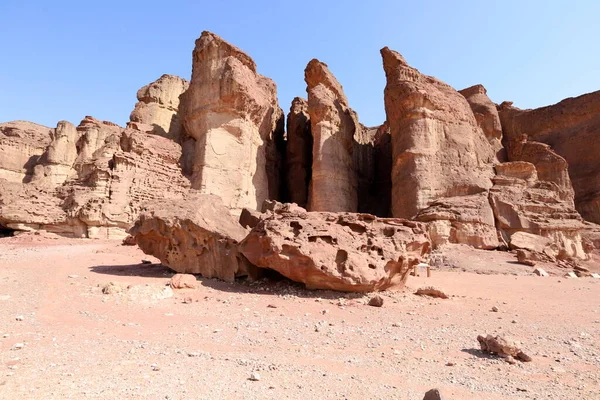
305;59;359;212
239;202;431;292
490;162;587;259
285;97;312;208
381;47;497;219
32;121;80;186
181;31;284;215
0;121;52;183
130;194;249;281
498;92;600;223
129;74;189;141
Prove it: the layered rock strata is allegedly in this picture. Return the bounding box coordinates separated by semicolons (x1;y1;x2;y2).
0;121;52;183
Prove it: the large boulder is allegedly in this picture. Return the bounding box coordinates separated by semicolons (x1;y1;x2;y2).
130;194;250;281
180;31;284;215
238;202;431;292
129;74;189;141
498;92;600;223
305;59;359;212
381;47;497;220
0;121;52;183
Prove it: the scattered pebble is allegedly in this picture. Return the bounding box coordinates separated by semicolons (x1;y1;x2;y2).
15;315;24;321
249;372;261;381
368;295;384;307
491;306;499;312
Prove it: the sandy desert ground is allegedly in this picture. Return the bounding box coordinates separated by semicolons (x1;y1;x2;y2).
0;233;599;399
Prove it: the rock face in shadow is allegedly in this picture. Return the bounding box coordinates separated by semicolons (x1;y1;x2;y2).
305;59;359;212
490;161;587;259
498;92;600;223
380;47;497;219
129;74;189;141
130;194;249;281
285;97;312;208
238;202;431;292
180;31;285;216
353;123;392;217
0;121;52;184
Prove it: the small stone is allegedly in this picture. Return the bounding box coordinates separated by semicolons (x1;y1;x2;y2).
183;296;193;304
445;362;455;366
249;372;261;381
170;274;197;289
368;295;384;307
565;272;578;278
151;363;160;371
533;268;549;277
491;306;499;312
423;388;445;400
415;287;449;299
11;343;24;350
15;316;24;321
267;304;278;309
591;273;600;279
68;274;79;279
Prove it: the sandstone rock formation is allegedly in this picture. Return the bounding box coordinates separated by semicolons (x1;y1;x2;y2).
381;47;498;220
0;121;52;183
239;202;431;292
498;92;600;223
0;117;190;239
130;194;250;281
180;31;284;215
415;192;498;249
490;161;586;259
459;84;504;160
305;59;359;212
129;74;189;141
285;97;312;208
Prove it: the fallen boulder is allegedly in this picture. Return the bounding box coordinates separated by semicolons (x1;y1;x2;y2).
238;202;431;292
477;334;532;363
130;194;250;282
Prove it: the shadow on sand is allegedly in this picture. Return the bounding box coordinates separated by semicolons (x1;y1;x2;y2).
461;348;498;360
89;262;364;300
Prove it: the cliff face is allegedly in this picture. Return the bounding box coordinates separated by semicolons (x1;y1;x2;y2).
180;31;284;216
498;92;600;224
0;31;597;264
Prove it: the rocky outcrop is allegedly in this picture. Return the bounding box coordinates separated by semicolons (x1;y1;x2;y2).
130;194;249;281
498;92;600;223
490;161;587;259
459;84;504;161
305;59;359;212
239;202;431;292
31;121;80;186
129;74;189;141
380;47;497;219
416;193;499;249
181;31;284;215
285;97;312;208
0;121;52;184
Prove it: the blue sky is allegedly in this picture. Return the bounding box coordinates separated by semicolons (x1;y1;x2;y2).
1;1;598;128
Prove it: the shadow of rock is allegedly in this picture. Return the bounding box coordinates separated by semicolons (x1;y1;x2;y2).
89;263;174;279
461;348;498;360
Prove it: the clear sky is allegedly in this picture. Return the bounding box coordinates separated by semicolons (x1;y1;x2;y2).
1;1;599;128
